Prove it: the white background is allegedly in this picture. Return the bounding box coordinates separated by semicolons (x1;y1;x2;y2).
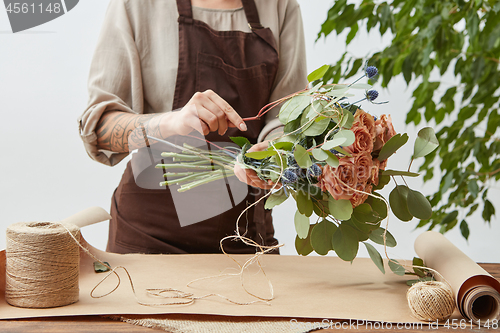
0;0;498;262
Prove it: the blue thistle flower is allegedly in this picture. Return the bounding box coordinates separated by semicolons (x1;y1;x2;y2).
287;154;298;167
373;115;378;121
282;168;298;184
366;90;379;101
365;66;378;79
307;164;322;178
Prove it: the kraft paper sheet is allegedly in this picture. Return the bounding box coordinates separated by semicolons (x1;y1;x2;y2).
0;207;496;325
415;231;500;323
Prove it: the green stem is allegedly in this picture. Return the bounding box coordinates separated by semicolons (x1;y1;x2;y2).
155;164;222;170
163;172;196;178
160;171;214;186
177;170;234;192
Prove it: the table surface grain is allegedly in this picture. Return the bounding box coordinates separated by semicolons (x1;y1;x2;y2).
1;263;498;333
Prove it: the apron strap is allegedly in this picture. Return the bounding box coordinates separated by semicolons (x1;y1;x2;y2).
176;0;194;24
241;0;263;30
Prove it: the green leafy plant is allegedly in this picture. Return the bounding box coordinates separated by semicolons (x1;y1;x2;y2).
318;0;499;240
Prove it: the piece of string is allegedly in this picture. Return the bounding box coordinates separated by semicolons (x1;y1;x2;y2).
185;147;286;303
53;222;274;307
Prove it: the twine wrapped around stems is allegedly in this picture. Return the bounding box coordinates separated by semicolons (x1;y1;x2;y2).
5;221;80;308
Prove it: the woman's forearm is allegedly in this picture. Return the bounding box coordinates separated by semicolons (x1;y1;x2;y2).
95;111;169;153
95;91;248;153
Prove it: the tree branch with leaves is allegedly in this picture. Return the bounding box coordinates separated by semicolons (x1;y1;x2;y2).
317;0;499;240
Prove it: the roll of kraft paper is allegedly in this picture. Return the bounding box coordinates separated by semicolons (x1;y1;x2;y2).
415;231;500;325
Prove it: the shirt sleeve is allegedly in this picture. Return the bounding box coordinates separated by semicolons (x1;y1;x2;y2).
258;0;308;142
77;0;144;166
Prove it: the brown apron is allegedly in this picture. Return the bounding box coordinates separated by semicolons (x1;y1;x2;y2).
107;0;280;254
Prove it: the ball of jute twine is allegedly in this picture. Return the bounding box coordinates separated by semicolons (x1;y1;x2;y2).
5;221;80;308
406;280;455;322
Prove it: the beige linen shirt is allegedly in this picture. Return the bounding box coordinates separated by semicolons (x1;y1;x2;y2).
78;0;307;166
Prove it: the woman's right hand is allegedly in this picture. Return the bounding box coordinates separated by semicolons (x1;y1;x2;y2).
167;90;248;137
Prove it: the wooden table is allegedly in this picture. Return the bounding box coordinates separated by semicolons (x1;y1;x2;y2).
1;264;498;333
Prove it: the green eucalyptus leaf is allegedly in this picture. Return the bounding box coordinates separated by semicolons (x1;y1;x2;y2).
283;118;300;134
245;150;277;160
352;203;379;224
412;257;426;277
272;142;294;151
279;95;311;124
364;193;388;222
294;145;312;168
328;197;353;221
264;188;288;210
373;174;390;190
341;109;355;129
296;182;322;197
389;185;413;221
229;136;251;148
407;189;433;220
303;115;330;136
332;223;359;262
313;199;330;217
322;137;347;150
326;86;349;97
305;101;327;119
331;146;352;156
389;259;406;276
296;190;314;217
295;224;314;256
311;220;337;255
294;211;310;239
308;81;323;94
378;133;409;161
325;151;340;168
364;242;385;274
344;220;369;241
307;64;330;82
334;129;356;146
381;170;420;177
413;127;439;159
369;227;397;247
312;148;329;161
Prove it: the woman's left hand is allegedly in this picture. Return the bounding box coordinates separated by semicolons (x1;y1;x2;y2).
234;141;280;190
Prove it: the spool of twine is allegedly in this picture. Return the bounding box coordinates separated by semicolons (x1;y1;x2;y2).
407;281;455;322
5;221;80;308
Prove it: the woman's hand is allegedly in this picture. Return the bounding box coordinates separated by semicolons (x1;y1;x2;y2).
169;90;247;136
234;141;280;190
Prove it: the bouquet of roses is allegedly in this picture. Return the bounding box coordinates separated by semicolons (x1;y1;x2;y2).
154;65;438;274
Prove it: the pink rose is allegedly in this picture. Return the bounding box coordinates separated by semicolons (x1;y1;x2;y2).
373;114;396;152
353;152;373;183
319;158;357;201
345;125;374;155
353;108;375;137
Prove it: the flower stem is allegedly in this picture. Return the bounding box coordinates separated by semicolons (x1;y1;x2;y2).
155;164;221;170
160;171;214;186
177;170;233;192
